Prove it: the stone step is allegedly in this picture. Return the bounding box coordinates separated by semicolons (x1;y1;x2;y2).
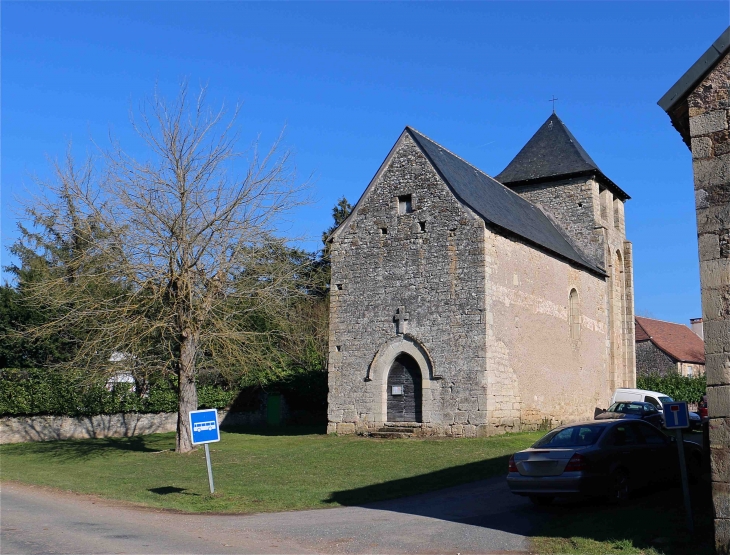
383;422;422;427
376;427;416;433
369;431;412;439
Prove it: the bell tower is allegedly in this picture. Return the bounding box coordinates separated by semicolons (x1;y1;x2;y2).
495;113;636;390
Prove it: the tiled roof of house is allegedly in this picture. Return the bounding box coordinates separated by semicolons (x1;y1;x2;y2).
407;127;605;276
495;114;629;201
635;316;705;364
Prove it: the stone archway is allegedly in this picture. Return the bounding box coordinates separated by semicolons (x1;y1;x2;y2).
386;354;422;422
366;334;437;424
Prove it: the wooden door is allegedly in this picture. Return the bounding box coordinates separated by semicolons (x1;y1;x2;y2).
387;354;422;422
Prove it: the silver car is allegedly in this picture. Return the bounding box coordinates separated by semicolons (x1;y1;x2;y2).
506;419;702;506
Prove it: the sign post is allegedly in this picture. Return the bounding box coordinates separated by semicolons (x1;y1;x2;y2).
188;408;221;494
663;401;693;535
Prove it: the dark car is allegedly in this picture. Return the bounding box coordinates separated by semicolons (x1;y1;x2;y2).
595;401;664;428
507;420;702;506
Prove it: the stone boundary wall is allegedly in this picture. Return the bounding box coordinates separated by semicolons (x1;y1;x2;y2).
0;410;265;444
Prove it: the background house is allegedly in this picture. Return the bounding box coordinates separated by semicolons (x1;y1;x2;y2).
635;316;705;377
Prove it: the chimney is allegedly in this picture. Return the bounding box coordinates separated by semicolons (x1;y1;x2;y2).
690;318;703;340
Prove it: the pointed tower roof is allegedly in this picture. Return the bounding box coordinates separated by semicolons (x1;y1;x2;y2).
495;114;629;200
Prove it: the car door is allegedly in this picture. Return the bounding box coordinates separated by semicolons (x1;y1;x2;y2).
605;422;646;485
633;421;673;483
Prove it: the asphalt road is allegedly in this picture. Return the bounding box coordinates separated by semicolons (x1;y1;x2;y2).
1;477;537;555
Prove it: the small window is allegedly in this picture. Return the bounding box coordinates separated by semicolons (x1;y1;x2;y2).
569;289;580;339
419;221;426;232
398;194;413;215
687;366;693;377
379;227;388;235
335;345;342;352
335;283;343;290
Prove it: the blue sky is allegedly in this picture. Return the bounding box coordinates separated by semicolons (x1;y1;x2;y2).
2;2;729;325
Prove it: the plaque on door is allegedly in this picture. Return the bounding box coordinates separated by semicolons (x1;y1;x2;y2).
391;385;403;396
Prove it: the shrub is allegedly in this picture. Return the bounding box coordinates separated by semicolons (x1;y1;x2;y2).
0;368;237;417
637;373;706;403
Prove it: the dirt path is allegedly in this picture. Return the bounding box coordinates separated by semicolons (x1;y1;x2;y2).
1;477;535;554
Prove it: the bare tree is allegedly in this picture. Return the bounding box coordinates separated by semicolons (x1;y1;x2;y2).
15;83;309;452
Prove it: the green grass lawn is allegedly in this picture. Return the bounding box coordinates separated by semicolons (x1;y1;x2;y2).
0;426;541;514
530;479;715;555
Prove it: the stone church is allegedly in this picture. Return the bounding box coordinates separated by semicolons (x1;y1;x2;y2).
326;114;636;436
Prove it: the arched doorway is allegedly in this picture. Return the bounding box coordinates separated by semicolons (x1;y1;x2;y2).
387;354;422;422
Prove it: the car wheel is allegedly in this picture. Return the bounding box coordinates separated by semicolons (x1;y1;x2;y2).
529;495;555;506
607;469;630;504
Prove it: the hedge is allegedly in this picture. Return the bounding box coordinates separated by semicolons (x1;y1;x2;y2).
636;373;706;403
0;368;237;417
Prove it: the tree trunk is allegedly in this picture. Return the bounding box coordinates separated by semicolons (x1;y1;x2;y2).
176;333;199;453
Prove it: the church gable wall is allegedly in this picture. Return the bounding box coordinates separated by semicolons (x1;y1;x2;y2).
327;134;489;436
485;230;610;431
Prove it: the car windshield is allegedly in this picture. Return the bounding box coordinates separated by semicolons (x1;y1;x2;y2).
658;396;673;405
608;402;645;414
532;425;605;448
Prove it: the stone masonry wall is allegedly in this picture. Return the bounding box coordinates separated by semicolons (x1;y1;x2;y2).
327;133;488;437
511;176;636;392
0;410;265;444
636;340;678;377
487;230;611;430
687;52;730;553
511;177;605;269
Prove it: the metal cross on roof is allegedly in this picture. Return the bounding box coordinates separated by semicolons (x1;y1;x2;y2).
549;95;558;113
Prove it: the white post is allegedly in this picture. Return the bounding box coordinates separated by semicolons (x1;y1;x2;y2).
204;443;215;494
674;429;693;535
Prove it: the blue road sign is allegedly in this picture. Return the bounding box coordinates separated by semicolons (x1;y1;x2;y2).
663;401;690;429
189;408;220;445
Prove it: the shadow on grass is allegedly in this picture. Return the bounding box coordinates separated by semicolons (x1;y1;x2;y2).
325;456;715;555
325;454;512;506
148;486;200;496
220;424;327;437
1;435;171;461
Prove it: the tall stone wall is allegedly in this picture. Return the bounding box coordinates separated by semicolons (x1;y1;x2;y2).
486;230;610;430
687;52;730;552
327;133;489;437
635;340;678;376
511;176;636;392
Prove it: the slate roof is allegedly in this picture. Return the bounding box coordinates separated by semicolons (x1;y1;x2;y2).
635;316;706;364
495;114;630;201
406;127;605;276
